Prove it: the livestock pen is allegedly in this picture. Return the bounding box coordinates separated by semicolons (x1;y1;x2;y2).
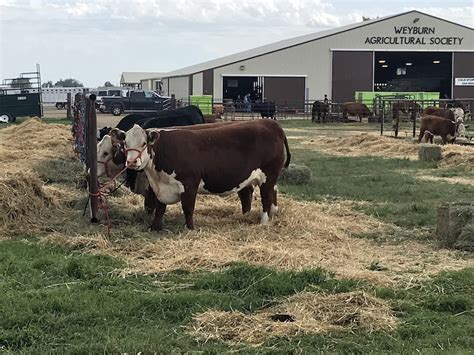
0;114;473;352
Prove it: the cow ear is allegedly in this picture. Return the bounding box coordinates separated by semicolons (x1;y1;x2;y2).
147;130;160;145
112;143;122;157
110;128;126;141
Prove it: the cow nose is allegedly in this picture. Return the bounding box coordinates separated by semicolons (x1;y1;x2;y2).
127;159;137;168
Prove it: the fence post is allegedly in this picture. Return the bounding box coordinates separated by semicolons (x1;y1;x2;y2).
66;93;72;120
85;93;99;223
170;94;176;109
412;101;417;138
380;100;385;136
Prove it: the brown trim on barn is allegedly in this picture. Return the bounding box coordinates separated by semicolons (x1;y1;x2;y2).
264;77;306;110
203;69;214;96
332;51;373;103
453;52;474;99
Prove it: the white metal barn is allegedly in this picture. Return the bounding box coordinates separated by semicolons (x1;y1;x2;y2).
158;10;473;106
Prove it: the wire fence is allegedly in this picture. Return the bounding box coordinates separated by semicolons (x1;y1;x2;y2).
172;97;473;124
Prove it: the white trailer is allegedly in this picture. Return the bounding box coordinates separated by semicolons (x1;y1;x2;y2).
41;87;90;109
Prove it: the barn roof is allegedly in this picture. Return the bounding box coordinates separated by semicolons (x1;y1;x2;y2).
120;72;165;84
162;10;472;78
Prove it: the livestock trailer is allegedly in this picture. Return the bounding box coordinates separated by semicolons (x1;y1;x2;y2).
42;87;90;109
0;65;42;122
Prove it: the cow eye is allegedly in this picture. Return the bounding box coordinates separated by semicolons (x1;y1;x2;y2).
103;152;108;157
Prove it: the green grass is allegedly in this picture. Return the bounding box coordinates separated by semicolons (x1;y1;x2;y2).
1;240;473;352
280;148;473;228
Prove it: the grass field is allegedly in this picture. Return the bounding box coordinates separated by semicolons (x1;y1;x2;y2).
1;117;473;352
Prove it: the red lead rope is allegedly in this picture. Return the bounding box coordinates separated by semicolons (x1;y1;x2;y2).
89;145;147;237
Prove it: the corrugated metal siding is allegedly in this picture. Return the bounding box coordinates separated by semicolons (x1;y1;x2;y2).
168;76;189;100
192;73;203;95
453;52;474;98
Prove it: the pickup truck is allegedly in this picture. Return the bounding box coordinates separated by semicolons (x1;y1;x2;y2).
100;90;170;116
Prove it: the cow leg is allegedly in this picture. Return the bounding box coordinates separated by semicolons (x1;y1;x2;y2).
441;135;448;145
418;129;425;143
318;112;321;123
144;187;157;215
180;186;198;229
238;186;254;214
151;200;167;231
270;187;278;217
259;176;277;224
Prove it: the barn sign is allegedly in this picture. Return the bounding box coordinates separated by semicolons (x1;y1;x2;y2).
455;78;474;86
365;26;464;46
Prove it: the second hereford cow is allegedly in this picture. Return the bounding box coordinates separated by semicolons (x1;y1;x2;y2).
119;119;291;230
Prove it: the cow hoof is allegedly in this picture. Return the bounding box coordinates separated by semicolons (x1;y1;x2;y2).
260;212;270;224
150;224;162;231
270;204;278;216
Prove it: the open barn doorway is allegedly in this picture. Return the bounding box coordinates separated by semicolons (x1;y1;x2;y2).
223;76;263;102
374;51;452;98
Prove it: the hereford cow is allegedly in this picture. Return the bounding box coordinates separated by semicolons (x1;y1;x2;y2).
119;120;291;230
97;105;205;141
423;107;455;122
418;115;456;145
342;102;372;122
312;101;329;123
97;121;256;215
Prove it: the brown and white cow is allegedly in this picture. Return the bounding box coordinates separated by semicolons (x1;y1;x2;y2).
418;115;456;145
423;107;455;122
119;119;291;230
98;121;258;215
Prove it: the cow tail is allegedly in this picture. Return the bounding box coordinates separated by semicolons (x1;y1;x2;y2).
283;135;291;168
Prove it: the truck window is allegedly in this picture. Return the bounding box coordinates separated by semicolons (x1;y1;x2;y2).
109;90;121;96
131;91;145;100
98;91;107;96
144;91;155;99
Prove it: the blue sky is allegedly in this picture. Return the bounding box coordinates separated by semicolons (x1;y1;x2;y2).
1;0;473;88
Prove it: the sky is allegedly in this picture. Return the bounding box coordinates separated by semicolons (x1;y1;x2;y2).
0;0;473;88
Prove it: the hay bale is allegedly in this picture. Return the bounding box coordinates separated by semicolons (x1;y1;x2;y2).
418;144;442;162
280;164;312;185
0;173;53;225
437;203;474;251
189;291;398;344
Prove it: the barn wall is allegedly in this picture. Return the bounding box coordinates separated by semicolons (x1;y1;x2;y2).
453;52;474;99
212;12;473;102
167;76;189;100
192;73;203;95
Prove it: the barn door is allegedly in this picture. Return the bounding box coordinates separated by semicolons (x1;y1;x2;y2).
264;76;305;111
332;51;373;103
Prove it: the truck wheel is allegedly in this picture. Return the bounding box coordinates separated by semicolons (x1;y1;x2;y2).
0;113;13;123
111;104;123;116
55;102;64;110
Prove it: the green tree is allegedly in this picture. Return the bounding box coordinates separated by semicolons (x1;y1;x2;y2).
42;81;53;88
54;78;84;87
103;81;114;87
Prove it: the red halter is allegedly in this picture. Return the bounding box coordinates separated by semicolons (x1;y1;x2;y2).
97;157;116;178
125;145;148;166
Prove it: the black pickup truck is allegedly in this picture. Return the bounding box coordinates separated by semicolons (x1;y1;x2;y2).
100;90;170;116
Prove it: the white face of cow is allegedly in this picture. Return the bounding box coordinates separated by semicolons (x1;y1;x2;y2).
124;124;151;170
97;135;124;177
